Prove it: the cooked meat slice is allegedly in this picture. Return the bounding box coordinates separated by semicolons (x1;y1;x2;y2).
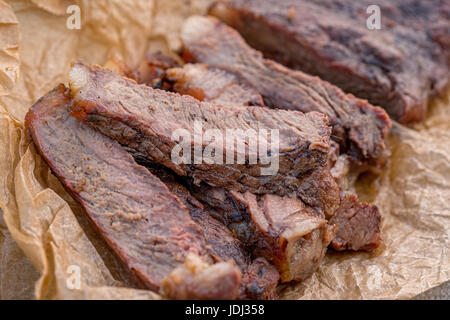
230;192;336;282
329;194;382;252
145;164;279;299
181;16;391;166
190;185;336;282
25;85;241;297
209;0;449;124
165;63;264;106
162;253;241;300
69;62;340;215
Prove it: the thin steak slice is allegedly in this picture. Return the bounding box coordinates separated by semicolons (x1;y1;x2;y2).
25;85;241;298
209;0;449;124
181;16;391;166
145;164;279;299
189;184;336;282
69;63;340;215
165;63;264;106
329;194;382;252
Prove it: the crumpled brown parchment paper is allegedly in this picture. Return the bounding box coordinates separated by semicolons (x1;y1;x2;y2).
0;0;448;300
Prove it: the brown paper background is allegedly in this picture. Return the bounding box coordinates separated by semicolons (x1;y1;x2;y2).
0;0;448;300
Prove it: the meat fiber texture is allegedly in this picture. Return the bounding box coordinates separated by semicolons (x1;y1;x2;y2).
145;164;280;299
69;62;340;216
181;15;392;167
209;0;450;124
0;0;449;300
24;84;241;299
189;184;336;282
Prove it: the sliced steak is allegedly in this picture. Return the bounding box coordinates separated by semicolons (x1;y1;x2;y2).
69;63;340;215
145;164;279;299
165;63;264;106
181;15;391;166
25;85;241;297
329;194;382;252
189;184;336;282
158;58;381;254
209;0;449;124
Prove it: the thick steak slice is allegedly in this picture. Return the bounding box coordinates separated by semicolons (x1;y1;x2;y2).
69;63;340;215
146;164;279;299
329;194;382;252
190;185;336;282
209;0;449;124
181;16;391;165
25;85;241;297
165;63;264;106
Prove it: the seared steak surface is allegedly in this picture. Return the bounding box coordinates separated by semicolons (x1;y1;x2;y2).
209;0;449;123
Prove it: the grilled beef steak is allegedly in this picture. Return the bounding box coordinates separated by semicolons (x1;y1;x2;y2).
209;0;449;124
189;184;336;282
146;164;280;299
69;63;340;215
165;63;264;106
157;60;382;254
181;16;391;166
25;85;241;298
